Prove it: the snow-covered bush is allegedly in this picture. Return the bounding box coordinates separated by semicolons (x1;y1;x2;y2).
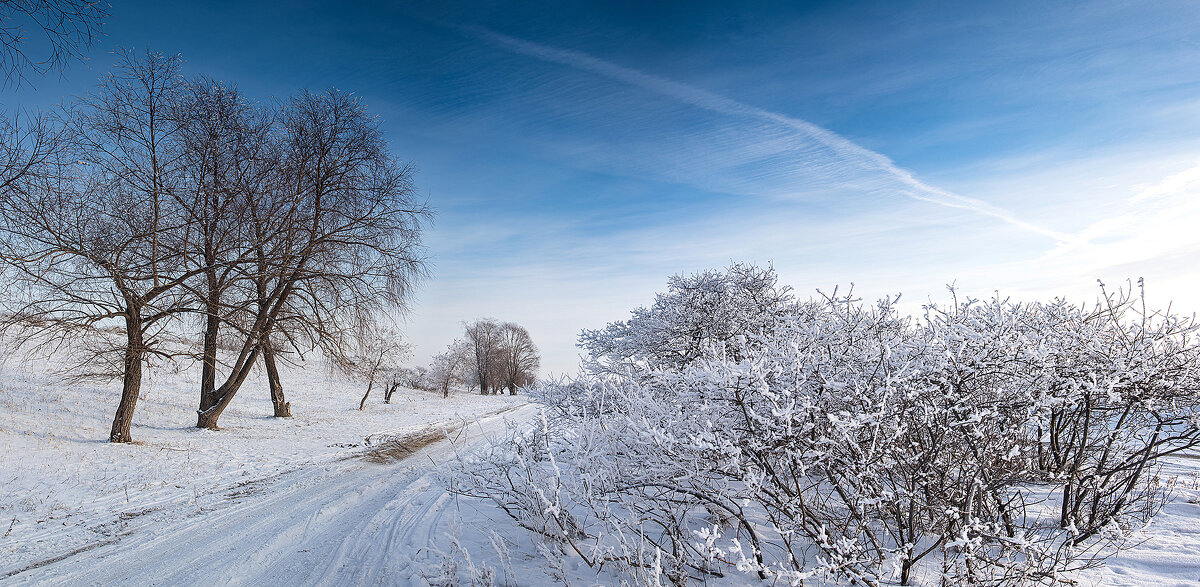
578;262;803;373
453;267;1200;586
395;365;436;392
1017;282;1200;542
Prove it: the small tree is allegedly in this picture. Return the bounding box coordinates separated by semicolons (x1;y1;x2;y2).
354;330;409;410
430;338;471;398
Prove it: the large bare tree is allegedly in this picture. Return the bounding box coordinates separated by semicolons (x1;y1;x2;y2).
193;88;429;429
0;53;430;441
0;50;200;442
172;77;280;416
464;318;502;395
462;319;539;395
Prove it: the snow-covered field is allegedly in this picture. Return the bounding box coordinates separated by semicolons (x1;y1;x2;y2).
1;346;1199;586
0;349;539;584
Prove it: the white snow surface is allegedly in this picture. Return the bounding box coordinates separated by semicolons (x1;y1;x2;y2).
0;352;555;585
1;351;1199;586
1078;455;1200;587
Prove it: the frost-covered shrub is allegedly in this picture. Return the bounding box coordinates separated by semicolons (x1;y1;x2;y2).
453;267;1200;586
579;262;803;373
1017;283;1200;541
395;365;436;392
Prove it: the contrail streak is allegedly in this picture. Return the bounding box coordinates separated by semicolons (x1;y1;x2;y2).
469;26;1077;244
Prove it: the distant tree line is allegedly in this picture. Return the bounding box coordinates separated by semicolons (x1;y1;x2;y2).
462;318;539;395
346;319;541;410
0;50;429;442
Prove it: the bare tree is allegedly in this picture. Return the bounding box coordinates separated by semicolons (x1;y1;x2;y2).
353;330;409;410
193;88;429;429
464;318;503;395
384;365;428;402
0;50;198;443
0;53;429;441
497;321;539;394
172;76;281;416
0;0;107;88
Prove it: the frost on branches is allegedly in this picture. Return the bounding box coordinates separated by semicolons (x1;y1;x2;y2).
451;266;1200;586
578;262;803;374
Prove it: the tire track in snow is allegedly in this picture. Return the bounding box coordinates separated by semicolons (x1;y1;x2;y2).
6;404;537;586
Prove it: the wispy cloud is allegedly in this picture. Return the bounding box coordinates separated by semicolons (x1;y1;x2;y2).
467;26;1077;244
1132;159;1200;202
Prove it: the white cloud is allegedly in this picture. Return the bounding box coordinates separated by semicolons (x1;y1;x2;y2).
467;26;1076;244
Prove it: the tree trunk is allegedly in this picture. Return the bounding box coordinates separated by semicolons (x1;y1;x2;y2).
200;312;219;398
197;381;236;429
197;269;296;430
110;316;145;443
196;397;222;429
197;345;263;429
262;341;290;417
197;357;220;416
359;379;374;410
199;274;220;403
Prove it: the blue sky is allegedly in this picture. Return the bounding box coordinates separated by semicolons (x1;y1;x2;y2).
12;1;1200;374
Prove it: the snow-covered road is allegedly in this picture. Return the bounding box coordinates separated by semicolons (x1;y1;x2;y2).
5;404;537;587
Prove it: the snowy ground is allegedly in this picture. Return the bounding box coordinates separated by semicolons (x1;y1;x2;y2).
1;349;1199;586
1079;456;1200;587
0;350;547;585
